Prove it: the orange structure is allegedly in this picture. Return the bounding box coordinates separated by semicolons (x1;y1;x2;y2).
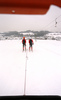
0;0;61;14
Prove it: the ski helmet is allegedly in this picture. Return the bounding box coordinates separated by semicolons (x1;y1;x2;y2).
23;37;25;39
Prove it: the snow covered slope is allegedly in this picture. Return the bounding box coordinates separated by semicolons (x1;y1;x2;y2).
0;39;61;96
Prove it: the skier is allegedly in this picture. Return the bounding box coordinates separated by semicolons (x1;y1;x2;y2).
22;37;26;51
29;38;34;51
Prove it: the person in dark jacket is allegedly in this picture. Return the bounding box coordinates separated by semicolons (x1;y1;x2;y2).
22;37;26;51
29;38;34;51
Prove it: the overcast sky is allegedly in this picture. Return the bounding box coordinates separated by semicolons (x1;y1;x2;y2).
0;5;61;33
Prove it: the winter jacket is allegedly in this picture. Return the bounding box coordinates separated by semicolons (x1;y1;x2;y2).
22;39;26;44
29;39;33;45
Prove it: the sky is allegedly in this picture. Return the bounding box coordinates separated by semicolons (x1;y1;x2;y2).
0;39;61;96
0;5;61;33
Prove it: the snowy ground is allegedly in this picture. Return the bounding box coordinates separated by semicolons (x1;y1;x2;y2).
0;39;61;96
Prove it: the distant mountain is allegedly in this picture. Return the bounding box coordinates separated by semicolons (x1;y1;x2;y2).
45;32;61;38
0;30;52;37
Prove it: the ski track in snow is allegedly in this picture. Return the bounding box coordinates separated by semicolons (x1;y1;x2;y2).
0;39;61;96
